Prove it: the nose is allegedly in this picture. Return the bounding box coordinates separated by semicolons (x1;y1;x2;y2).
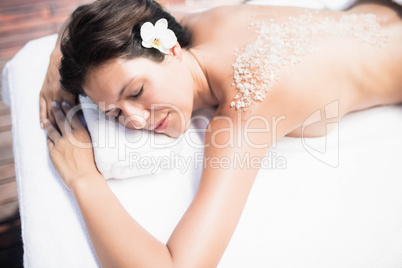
119;104;149;129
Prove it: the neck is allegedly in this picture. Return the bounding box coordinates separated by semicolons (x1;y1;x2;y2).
182;49;219;111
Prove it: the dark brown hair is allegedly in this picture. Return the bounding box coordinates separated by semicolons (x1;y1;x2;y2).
59;0;191;95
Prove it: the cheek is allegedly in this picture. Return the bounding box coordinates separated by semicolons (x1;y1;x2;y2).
170;108;192;134
164;67;192;96
168;78;193;103
151;69;193;111
153;79;190;104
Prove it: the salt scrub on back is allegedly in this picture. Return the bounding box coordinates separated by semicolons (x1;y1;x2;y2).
231;11;388;111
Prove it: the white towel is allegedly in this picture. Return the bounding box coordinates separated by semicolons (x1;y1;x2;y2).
318;0;357;10
393;0;402;5
79;96;214;179
2;35;100;267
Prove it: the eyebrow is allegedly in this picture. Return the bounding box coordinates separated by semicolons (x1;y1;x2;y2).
104;77;135;114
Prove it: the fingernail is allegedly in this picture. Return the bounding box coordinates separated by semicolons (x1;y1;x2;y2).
52;101;59;109
62;101;70;108
41;119;48;128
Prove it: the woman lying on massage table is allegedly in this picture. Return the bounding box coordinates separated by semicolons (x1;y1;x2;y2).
38;0;402;266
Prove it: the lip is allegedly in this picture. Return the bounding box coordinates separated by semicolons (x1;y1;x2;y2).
154;113;170;133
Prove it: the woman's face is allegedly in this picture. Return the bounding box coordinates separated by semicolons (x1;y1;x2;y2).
83;55;194;138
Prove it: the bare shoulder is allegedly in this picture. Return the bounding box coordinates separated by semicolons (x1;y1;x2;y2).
180;5;260;44
214;81;319;141
181;5;256;28
181;5;277;101
181;5;322;132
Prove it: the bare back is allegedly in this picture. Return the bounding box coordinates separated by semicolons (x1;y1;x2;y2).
180;3;402;137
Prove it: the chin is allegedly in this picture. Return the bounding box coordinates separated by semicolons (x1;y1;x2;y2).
164;132;181;139
164;123;190;139
164;128;185;139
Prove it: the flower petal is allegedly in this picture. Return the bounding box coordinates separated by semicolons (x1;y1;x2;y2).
140;18;177;54
140;22;155;43
160;29;178;50
155;18;168;31
151;42;168;54
142;41;153;48
157;45;170;54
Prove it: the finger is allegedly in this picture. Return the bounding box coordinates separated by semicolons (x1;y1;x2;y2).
39;95;48;127
61;101;84;130
46;136;55;150
51;102;70;136
43;119;61;143
47;98;56;126
64;93;77;106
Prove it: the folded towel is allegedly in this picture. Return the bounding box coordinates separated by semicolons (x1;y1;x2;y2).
79;96;214;179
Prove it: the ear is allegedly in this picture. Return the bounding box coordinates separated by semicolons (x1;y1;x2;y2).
169;42;183;62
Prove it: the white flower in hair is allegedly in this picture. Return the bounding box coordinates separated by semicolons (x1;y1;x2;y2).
140;18;177;54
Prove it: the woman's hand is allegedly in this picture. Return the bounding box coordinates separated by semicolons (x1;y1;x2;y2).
42;101;100;191
39;51;76;126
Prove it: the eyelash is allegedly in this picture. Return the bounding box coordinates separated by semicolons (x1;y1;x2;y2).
111;86;143;118
132;85;144;99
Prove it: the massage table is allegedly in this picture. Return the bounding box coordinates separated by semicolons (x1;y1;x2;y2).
2;0;402;267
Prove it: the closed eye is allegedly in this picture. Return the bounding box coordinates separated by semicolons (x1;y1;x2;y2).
131;85;144;99
105;85;143;118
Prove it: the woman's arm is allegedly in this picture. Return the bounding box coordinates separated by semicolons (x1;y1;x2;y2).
39;16;78;125
44;83;304;267
45;102;275;267
63;112;269;267
71;174;173;267
166;109;278;267
165;88;306;266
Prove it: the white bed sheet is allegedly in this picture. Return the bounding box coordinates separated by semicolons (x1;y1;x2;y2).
2;8;402;268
